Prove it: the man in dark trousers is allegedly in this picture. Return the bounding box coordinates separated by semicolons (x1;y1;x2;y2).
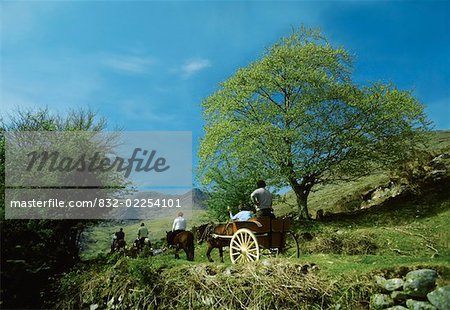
251;180;275;218
168;212;187;247
137;222;149;250
111;228;125;251
115;228;125;241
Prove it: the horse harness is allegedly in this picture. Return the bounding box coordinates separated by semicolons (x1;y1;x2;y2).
201;222;233;242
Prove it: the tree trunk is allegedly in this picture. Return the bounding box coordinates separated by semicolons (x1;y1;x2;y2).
289;177;312;220
295;190;310;219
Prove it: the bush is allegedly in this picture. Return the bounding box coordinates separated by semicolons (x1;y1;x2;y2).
307;230;379;255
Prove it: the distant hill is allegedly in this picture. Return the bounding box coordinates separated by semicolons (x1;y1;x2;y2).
190;188;208;209
110;188;208;219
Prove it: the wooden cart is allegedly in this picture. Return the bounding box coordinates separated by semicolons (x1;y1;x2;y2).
213;217;300;264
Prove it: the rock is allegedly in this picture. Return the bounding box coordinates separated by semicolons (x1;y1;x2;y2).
384;278;405;291
385;306;408;310
223;267;237;276
406;299;437;310
376;276;405;292
261;259;271;268
427;285;450;310
90;305;99;310
403;269;438;297
310;264;320;272
375;275;387;288
370;293;394;310
392;290;410;301
300;263;317;274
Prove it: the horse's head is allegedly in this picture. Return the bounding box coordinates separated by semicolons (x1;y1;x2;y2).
165;231;171;243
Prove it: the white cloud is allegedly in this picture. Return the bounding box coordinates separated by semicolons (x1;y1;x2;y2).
180;59;211;78
102;54;157;74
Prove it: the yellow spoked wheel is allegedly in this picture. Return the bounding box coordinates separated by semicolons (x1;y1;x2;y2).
230;228;260;264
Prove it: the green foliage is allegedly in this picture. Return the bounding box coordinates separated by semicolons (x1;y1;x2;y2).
199;26;430;218
0;108;124;309
202;160;266;221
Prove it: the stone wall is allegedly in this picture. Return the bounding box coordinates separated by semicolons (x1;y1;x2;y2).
370;269;449;310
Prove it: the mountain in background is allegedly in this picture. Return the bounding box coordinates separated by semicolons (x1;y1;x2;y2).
110;188;208;219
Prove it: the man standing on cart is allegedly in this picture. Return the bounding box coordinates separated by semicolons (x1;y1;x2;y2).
251;180;275;219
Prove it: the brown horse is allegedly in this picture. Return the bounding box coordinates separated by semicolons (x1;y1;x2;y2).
133;237;152;253
166;231;194;261
197;223;234;263
111;239;126;253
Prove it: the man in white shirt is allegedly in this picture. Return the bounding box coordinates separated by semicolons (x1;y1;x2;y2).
251;180;275;218
168;212;186;246
172;212;186;231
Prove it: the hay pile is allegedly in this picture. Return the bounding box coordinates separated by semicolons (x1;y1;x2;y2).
55;256;339;310
159;259;332;309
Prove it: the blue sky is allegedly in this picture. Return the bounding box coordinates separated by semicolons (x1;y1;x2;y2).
1;1;449;176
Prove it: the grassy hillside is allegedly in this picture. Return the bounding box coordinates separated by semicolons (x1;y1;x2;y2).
277;130;450;217
64;131;450;309
56;190;450;309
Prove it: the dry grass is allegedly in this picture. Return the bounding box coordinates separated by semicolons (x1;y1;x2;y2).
56;257;343;310
159;258;334;310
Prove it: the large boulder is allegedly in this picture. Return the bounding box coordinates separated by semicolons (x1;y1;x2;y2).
427;285;450;310
375;275;387;287
385;306;408;310
370;293;394;310
406;299;437;310
403;269;438;297
384;278;405;291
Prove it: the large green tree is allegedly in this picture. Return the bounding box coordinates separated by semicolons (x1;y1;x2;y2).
199;28;429;219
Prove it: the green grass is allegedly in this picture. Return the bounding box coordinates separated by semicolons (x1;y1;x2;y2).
428;130;450;152
297;254;450;284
